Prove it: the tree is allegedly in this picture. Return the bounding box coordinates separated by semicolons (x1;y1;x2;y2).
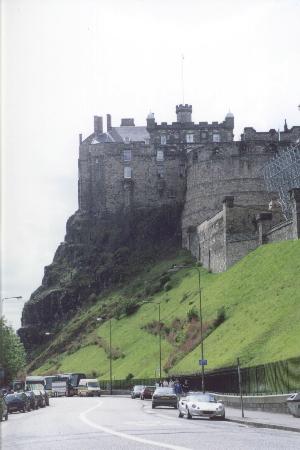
0;318;26;385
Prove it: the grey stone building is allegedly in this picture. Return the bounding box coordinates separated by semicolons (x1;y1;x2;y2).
78;105;300;272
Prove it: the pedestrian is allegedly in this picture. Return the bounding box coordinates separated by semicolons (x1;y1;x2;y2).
182;379;189;394
169;379;175;388
163;379;169;387
174;380;182;398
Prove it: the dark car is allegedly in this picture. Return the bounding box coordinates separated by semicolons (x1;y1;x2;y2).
5;393;29;413
0;396;8;421
27;387;45;408
27;384;49;407
25;390;39;410
131;385;145;399
140;386;155;400
152;387;178;409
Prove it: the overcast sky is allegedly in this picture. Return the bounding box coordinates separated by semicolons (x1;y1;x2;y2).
1;0;300;330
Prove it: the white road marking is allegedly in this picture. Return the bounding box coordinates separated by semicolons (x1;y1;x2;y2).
79;401;191;450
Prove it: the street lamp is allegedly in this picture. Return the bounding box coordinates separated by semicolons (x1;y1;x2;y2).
169;264;205;393
141;301;162;383
97;317;112;395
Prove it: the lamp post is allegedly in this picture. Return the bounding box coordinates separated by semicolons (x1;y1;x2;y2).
142;302;161;383
169;264;205;393
97;317;112;395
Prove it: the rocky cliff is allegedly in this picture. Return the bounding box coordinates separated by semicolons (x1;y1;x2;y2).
18;204;183;354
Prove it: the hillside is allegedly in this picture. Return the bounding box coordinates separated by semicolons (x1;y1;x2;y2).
30;240;300;378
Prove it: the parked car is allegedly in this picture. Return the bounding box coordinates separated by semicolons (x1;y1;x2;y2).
178;392;225;420
140;386;155;400
152;387;178;409
28;383;49;406
25;390;39;410
77;379;101;397
27;387;45;408
0;396;8;421
131;385;145;399
5;393;29;413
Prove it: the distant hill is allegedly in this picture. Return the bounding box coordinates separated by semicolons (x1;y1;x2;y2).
29;240;300;378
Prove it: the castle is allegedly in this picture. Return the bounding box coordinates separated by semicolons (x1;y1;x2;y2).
78;105;300;272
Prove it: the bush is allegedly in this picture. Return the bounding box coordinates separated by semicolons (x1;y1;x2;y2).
187;307;199;322
214;306;226;327
126;372;134;381
163;282;172;292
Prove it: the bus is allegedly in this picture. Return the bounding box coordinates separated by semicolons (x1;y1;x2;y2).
63;373;87;395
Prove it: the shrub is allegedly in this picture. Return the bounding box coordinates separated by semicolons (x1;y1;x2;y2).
163;282;172;291
214;306;226;327
187;307;199;322
126;373;134;381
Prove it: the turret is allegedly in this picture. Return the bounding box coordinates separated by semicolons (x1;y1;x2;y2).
224;111;234;130
176;104;192;123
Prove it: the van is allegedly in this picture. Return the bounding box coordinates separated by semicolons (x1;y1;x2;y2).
77;379;101;397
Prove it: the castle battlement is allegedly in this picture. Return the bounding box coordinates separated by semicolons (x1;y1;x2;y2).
78;104;300;271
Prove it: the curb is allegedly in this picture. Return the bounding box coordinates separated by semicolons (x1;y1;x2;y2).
227;417;300;433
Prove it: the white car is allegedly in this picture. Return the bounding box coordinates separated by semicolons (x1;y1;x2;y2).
178;392;225;420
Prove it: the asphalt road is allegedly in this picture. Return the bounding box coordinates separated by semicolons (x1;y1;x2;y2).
1;396;299;450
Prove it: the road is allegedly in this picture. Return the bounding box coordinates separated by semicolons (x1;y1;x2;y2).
2;396;299;450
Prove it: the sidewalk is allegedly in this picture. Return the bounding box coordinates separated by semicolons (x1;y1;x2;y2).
226;406;300;433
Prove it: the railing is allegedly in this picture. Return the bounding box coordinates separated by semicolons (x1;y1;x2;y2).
99;356;300;395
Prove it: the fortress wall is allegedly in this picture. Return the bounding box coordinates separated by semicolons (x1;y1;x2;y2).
181;142;279;245
78;141;186;216
266;220;293;243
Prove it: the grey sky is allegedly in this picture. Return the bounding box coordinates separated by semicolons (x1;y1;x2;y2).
1;0;300;329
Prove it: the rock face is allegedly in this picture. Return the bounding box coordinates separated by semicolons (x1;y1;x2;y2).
18;205;183;351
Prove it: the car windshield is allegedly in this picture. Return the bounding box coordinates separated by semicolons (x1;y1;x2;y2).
5;395;18;402
155;388;175;395
88;382;99;388
27;383;44;391
133;385;144;391
187;394;216;403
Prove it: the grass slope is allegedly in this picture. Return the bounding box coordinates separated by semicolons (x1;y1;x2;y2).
33;241;300;379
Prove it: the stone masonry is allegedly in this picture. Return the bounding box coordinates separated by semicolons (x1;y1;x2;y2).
78;105;300;272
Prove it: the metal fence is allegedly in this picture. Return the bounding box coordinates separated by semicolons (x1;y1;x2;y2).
100;356;300;395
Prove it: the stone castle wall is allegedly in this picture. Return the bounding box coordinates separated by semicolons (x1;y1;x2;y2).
78;106;300;273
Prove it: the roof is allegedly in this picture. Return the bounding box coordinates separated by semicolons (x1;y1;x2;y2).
110;126;150;143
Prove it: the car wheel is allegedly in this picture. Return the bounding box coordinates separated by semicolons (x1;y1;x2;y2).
187;408;192;419
178;411;184;418
152;404;155;409
5;412;8;421
174;404;178;409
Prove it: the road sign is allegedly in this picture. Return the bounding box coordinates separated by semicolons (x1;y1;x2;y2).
199;359;207;366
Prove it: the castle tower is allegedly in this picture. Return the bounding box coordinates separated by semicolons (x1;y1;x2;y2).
176;104;192;123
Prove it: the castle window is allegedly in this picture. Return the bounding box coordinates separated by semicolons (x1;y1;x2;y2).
124;136;130;143
123;150;131;162
213;133;220;143
157;150;164;161
124;167;132;179
160;135;167;145
201;132;207;139
179;164;185;177
186;133;194;143
157;166;164;178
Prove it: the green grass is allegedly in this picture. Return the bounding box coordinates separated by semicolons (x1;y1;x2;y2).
33;241;300;379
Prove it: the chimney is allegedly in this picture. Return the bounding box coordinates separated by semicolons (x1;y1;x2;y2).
121;118;135;126
94;116;103;134
107;114;112;131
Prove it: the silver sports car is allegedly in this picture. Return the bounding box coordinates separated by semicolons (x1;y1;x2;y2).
178;392;225;420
